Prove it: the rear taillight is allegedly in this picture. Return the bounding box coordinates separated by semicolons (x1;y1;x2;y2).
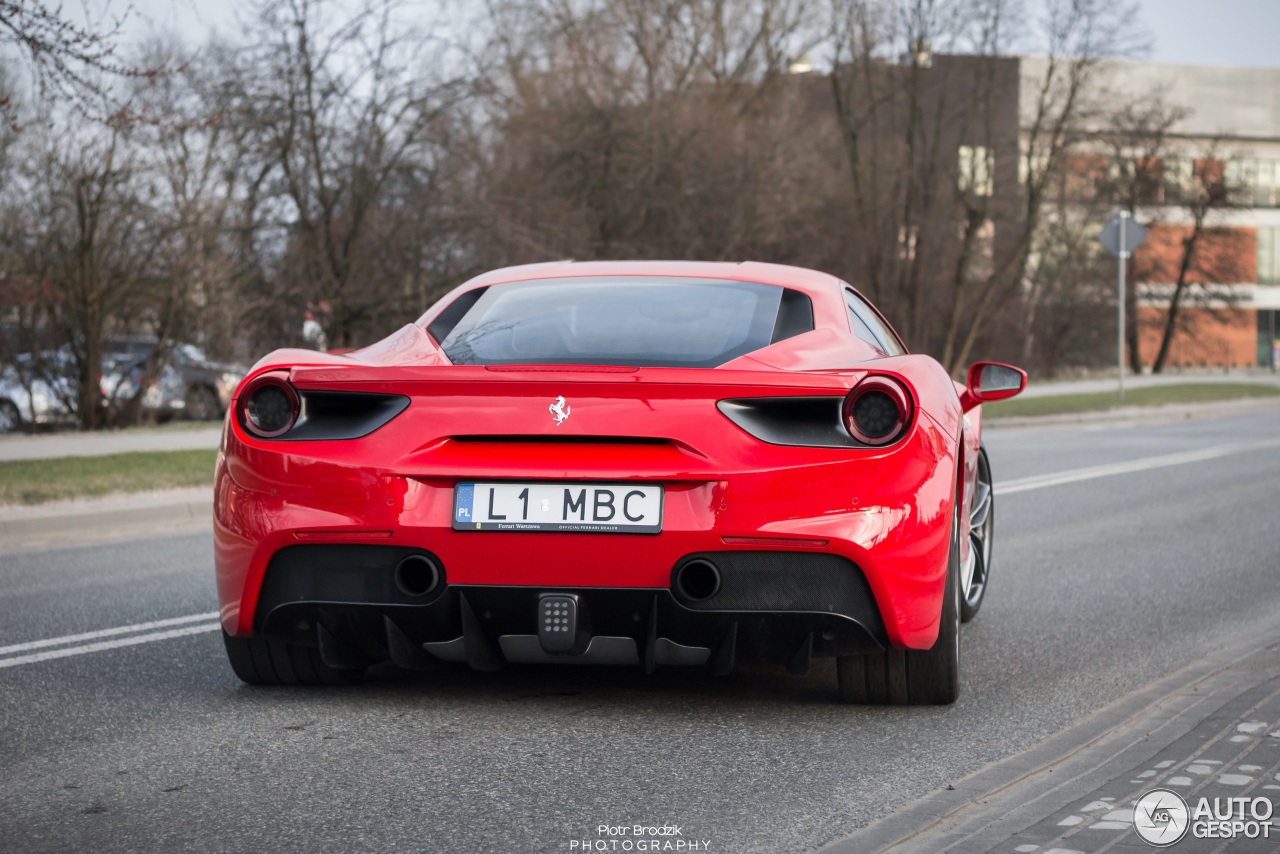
238;376;299;438
842;377;913;446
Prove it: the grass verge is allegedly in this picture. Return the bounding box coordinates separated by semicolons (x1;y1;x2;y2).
0;449;217;506
986;382;1280;419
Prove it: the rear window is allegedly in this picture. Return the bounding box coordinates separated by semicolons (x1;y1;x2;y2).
439;277;810;368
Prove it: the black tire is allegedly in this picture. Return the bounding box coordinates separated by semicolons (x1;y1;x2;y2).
185;385;221;421
837;501;961;705
222;630;364;686
0;399;21;433
960;446;994;623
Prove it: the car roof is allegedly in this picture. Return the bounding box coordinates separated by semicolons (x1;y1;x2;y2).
414;261;908;359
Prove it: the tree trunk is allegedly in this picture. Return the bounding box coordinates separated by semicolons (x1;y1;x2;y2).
1152;226;1202;373
1126;255;1142;374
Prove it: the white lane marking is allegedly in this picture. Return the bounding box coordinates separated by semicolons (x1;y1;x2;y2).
0;611;220;657
0;623;220;669
998;437;1280;495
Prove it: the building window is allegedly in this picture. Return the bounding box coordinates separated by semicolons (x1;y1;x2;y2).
1019;150;1050;187
1163;158;1194;205
897;224;918;262
967;218;996;280
1259;309;1279;368
1225;158;1280;207
1258;227;1280;285
1107;153;1165;205
958;145;994;196
1253;160;1278;207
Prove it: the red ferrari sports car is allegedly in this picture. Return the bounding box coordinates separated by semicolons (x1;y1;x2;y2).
214;261;1024;704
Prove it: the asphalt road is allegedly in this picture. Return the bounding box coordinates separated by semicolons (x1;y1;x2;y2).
1;409;1278;853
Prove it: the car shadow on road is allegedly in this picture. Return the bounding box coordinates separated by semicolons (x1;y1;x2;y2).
217;658;964;720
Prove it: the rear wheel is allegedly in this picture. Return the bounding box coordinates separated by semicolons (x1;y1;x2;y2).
0;400;21;433
222;630;364;686
185;385;221;421
960;446;993;623
837;502;961;705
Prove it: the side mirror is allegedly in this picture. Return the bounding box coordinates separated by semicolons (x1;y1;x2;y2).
960;361;1026;413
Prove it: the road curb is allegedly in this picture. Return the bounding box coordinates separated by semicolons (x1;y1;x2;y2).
0;489;212;551
818;613;1280;853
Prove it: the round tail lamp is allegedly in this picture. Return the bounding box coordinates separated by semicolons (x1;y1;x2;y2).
239;376;299;438
843;377;913;446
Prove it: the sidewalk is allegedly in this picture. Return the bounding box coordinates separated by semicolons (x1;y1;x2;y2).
987;394;1280;428
1019;370;1280;399
824;622;1280;853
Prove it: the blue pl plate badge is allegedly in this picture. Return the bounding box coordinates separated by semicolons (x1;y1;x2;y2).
454;484;476;525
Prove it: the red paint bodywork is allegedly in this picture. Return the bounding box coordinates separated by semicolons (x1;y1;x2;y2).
214;261;985;651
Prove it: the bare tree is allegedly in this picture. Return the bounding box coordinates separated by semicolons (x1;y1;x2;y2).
215;0;472;349
93;41;253;422
949;1;1146;370
473;0;817;263
1134;151;1239;372
0;0;149;108
0;116;171;427
827;0;990;350
825;0;1146;370
0;0;1169;426
1092;98;1183;372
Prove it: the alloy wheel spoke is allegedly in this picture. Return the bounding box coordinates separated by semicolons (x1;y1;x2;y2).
961;550;977;595
968;532;987;587
970;481;992;529
964;456;993;603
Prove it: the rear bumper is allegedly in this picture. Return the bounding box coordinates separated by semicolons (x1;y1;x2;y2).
214;398;959;650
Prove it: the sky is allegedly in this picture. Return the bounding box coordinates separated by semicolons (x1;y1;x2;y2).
1134;0;1280;68
110;0;1280;70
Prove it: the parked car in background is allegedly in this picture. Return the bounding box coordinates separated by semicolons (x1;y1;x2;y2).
104;339;247;422
0;351;79;432
0;340;246;431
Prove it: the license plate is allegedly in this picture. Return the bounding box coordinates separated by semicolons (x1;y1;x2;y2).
452;483;663;533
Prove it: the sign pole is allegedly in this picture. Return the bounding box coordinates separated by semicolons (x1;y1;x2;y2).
1271;309;1277;373
1118;211;1128;402
1097;210;1146;399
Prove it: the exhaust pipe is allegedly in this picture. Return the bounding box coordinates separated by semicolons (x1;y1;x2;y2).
394;554;441;598
675;559;721;602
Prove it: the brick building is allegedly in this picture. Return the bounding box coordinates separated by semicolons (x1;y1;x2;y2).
1020;57;1280;370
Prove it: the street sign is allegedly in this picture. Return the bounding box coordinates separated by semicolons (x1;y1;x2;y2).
1097;211;1148;402
1098;212;1148;258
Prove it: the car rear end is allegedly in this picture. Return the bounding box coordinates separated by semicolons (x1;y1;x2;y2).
214;270;961;681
